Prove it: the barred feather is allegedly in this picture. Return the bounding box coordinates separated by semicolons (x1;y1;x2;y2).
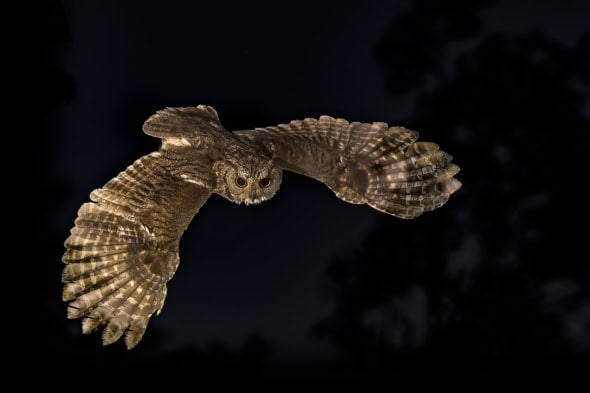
363;134;460;218
235;116;461;218
64;106;459;350
63;151;211;349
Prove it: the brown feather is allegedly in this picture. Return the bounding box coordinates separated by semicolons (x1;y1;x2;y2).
236;117;460;218
64;106;460;350
62;150;211;348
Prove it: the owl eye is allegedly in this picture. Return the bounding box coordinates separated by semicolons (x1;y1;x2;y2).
235;177;248;188
259;178;271;188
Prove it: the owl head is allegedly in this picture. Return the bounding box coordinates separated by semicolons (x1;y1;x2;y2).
215;151;282;205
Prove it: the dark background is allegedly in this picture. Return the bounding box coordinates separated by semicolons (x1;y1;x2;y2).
30;0;589;384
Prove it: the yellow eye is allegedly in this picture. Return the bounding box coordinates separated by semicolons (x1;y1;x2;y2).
235;177;247;188
259;178;271;188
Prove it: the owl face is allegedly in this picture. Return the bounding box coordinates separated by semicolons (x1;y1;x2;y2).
216;158;282;205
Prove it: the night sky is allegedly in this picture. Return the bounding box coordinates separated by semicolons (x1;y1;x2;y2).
31;0;589;383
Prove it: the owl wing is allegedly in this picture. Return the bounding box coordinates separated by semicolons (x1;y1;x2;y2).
142;104;226;145
235;116;461;218
62;152;212;349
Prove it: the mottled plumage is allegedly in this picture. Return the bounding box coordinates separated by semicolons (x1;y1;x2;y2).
63;105;461;349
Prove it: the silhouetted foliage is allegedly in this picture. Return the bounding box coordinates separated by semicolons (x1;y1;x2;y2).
375;0;497;94
315;0;590;375
33;0;589;383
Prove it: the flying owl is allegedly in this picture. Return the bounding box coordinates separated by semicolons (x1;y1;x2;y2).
62;105;461;349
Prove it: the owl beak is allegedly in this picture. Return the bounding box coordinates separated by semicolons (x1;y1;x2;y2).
243;196;265;205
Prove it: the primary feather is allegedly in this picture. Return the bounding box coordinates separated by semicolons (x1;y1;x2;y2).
236;115;461;218
63;106;460;349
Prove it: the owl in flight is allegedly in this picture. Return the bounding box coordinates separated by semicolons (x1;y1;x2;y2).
62;105;461;349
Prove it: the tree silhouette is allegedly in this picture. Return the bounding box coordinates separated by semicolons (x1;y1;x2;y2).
314;0;590;376
33;0;589;382
31;1;277;384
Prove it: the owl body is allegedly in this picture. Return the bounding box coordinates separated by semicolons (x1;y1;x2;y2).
63;105;461;348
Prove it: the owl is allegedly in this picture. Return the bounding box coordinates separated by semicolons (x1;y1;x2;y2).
62;105;461;349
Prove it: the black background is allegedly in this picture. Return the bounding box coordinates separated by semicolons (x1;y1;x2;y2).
29;0;589;384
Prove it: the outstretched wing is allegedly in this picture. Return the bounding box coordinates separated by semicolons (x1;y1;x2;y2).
142;105;225;142
235;116;461;218
62;152;211;349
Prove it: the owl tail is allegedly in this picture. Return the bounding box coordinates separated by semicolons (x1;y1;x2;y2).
62;202;169;349
360;127;461;218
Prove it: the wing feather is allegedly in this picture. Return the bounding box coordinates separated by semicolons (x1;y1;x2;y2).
235;116;460;218
142;105;222;140
64;106;460;349
63;153;211;349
